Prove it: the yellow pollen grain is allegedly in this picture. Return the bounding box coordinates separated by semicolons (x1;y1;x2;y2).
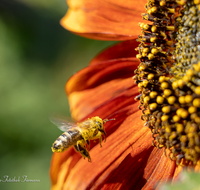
150;91;158;99
195;117;200;123
136;54;142;59
161;115;169;121
191;113;198;120
168;96;176;104
188;133;194;139
160;0;166;6
169;132;177;140
195;146;200;153
166;26;175;30
151;25;157;32
180;0;187;5
144;96;150;103
164;89;172;97
173;115;180;122
188;106;197;114
181;110;189;119
143;80;148;87
183;75;191;82
156;96;164;104
143;24;149;30
180;135;187;142
147;9;152;15
176;124;184;133
165;126;171;133
147;73;154;80
161;82;169;89
185;95;193;103
193;98;200;107
143;48;149;53
167;8;175;14
151;7;157;13
148;53;154;60
172;81;178;89
139;65;145;71
162;106;170;113
159;76;166;83
142;52;147;57
151;48;159;54
195;86;200;95
193;64;200;72
138;82;142;88
178;80;184;88
150;37;157;43
166;41;173;46
160;31;167;39
194;0;200;5
179;96;185;104
176;108;184;117
186;69;194;77
149;103;157;111
139;22;144;27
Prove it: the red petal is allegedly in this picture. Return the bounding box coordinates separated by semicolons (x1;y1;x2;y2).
90;40;139;65
68;77;138;121
96;132;156;190
60;110;149;190
50;102;139;188
144;154;175;190
172;165;183;183
61;0;147;40
66;58;139;95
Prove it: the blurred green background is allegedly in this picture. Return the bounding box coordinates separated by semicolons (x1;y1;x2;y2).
0;0;114;189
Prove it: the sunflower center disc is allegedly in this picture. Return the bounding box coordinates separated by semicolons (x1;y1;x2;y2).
135;0;200;165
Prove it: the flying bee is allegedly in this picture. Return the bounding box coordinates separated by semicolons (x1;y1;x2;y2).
51;115;115;162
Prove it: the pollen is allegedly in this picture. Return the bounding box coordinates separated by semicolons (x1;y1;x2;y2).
135;0;200;165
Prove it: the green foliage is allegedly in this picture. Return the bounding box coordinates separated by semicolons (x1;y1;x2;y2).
0;0;114;189
160;171;200;190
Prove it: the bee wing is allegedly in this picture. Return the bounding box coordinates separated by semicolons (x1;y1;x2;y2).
49;113;77;132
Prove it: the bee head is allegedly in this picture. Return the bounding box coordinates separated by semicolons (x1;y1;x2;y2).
92;116;115;136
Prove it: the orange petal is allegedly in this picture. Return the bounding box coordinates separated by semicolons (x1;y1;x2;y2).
172;165;183;183
61;0;147;40
58;110;150;190
50;149;79;187
66;58;139;95
68;77;138;121
50;103;139;188
90;40;139;65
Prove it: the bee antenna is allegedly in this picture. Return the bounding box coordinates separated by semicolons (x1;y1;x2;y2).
103;118;115;124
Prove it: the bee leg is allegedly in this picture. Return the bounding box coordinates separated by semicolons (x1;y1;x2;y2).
86;140;90;150
82;148;91;162
103;134;106;143
74;145;91;162
74;144;79;152
99;129;106;142
100;137;102;147
76;140;85;152
98;134;103;147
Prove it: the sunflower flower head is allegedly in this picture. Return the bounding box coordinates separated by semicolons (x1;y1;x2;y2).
50;0;200;189
135;0;200;165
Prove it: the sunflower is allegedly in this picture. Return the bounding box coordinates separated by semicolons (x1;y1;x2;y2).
50;0;200;189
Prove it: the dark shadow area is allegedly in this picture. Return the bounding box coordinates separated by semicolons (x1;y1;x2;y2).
0;0;71;66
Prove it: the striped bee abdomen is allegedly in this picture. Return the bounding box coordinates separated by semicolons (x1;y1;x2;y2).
52;129;82;152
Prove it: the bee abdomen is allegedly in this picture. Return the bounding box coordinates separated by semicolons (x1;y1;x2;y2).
56;129;81;148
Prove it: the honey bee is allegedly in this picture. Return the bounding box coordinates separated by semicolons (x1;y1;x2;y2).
51;115;115;162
